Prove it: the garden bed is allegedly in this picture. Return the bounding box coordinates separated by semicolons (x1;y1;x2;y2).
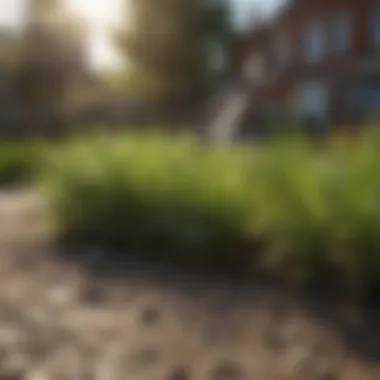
37;130;380;296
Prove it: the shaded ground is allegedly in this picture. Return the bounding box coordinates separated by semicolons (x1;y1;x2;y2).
0;189;380;380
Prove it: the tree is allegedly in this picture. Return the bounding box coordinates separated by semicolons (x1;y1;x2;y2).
115;0;235;101
0;29;22;70
15;0;89;137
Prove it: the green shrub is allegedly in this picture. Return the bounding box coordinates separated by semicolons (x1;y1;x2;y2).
40;133;255;269
0;141;45;185
39;130;380;295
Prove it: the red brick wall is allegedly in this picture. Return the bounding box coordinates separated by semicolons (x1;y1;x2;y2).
241;0;380;117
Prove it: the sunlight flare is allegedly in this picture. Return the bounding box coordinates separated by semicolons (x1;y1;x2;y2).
68;0;123;68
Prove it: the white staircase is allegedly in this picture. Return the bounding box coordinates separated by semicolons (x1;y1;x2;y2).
206;86;250;145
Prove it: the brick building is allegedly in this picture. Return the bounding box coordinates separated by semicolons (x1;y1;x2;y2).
240;0;380;127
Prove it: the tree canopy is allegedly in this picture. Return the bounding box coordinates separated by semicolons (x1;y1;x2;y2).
15;0;89;134
115;0;235;100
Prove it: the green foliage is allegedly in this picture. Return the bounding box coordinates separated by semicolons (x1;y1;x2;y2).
115;0;235;98
105;66;186;100
40;133;253;269
0;31;22;70
16;2;89;131
0;141;44;185
39;130;380;295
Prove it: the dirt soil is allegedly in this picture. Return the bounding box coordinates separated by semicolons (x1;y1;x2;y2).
0;188;380;380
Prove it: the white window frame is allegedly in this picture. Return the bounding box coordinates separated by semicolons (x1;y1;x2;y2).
304;21;325;62
373;4;380;47
331;12;352;55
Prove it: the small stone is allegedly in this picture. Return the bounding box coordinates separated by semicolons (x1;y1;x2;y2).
317;374;339;380
0;374;23;380
208;361;243;380
286;346;314;375
264;329;286;352
26;308;48;326
140;306;160;325
49;285;74;306
81;285;105;305
0;327;23;346
133;348;160;367
26;370;49;380
168;366;191;380
0;369;25;380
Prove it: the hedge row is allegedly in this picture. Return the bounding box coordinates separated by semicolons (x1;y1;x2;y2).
36;131;380;295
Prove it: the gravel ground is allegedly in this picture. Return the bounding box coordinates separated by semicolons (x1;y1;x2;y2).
0;188;380;380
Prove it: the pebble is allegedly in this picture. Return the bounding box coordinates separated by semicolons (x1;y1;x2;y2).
208;360;244;380
167;365;191;380
140;306;161;326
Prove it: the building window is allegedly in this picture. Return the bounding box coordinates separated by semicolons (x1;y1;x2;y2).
331;13;352;54
275;34;291;67
373;4;380;47
304;21;325;62
244;52;265;82
205;40;228;74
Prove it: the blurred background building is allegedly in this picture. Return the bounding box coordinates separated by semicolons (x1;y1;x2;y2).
239;0;380;134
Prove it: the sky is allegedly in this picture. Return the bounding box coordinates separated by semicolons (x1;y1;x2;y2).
0;0;282;70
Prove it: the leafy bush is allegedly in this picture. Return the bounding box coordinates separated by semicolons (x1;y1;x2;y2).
40;133;255;269
0;141;45;185
39;130;380;295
